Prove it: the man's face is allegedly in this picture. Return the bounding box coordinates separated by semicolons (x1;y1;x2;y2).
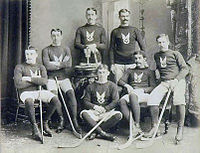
86;10;97;25
97;68;109;81
119;11;130;25
51;31;63;46
157;36;169;51
134;54;146;68
25;49;38;65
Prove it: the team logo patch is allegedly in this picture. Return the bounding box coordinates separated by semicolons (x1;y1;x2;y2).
53;55;63;62
96;91;105;104
30;70;41;78
134;72;143;83
121;33;130;44
86;31;95;42
160;56;167;68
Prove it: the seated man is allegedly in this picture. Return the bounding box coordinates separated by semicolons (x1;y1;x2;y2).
147;34;188;142
14;46;64;142
80;64;122;141
118;51;155;135
42;28;81;134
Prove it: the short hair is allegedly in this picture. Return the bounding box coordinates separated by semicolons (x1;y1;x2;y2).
133;50;146;58
50;28;63;35
26;46;37;52
119;9;131;16
96;64;109;72
156;34;169;42
86;8;97;15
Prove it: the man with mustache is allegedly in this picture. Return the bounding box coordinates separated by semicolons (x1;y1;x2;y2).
74;8;106;64
109;9;146;83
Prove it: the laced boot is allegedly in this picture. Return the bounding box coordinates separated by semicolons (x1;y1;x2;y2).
32;123;43;142
43;120;53;137
56;116;64;133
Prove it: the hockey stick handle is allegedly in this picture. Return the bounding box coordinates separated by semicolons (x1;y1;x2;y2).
39;85;44;143
55;77;77;133
152;89;171;139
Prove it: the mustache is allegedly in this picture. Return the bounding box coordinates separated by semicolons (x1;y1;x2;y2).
123;19;128;21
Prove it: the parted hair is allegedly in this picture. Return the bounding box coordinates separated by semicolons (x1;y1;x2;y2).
119;9;131;16
156;34;169;42
86;8;97;15
50;28;63;35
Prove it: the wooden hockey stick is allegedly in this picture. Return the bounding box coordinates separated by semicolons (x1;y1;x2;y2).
136;89;171;149
55;77;82;139
117;111;143;150
58;109;115;148
39;86;44;144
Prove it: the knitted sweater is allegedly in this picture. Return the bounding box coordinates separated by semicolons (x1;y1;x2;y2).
109;26;146;64
14;63;48;94
154;50;189;81
74;24;106;62
118;67;156;93
42;45;72;80
83;81;119;111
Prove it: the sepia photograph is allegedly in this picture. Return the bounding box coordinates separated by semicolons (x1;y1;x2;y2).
1;0;200;153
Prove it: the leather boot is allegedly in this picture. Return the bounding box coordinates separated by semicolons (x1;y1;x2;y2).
44;120;53;137
56;116;64;133
32;123;42;142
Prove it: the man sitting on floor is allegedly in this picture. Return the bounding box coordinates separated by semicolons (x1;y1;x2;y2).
80;64;122;141
14;46;64;142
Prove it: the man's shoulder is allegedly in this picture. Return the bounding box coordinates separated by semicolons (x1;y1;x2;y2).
42;45;53;52
107;81;118;88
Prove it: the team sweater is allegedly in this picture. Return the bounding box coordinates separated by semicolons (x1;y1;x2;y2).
83;81;119;111
110;26;146;64
154;49;189;81
74;24;106;62
118;67;156;93
14;63;48;95
42;45;72;80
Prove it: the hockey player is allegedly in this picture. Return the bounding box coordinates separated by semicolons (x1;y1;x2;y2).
118;51;156;136
80;64;122;141
74;8;106;63
147;34;189;143
14;47;64;141
109;9;146;83
42;28;81;134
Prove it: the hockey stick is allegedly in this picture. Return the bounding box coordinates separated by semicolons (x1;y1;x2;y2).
57;109;115;148
136;89;171;149
117;111;143;150
55;77;82;139
140;135;162;141
39;86;44;144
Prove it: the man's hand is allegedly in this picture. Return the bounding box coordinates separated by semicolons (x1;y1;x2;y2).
124;84;134;94
22;76;31;82
94;105;106;114
169;79;179;90
49;61;61;69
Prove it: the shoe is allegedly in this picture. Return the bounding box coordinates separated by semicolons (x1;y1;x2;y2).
44;121;53;137
144;125;161;138
88;132;97;140
56;116;64;133
32;123;43;142
175;126;183;144
99;131;115;141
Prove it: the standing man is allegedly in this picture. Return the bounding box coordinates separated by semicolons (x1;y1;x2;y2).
42;29;81;134
74;8;106;64
80;64;122;141
14;47;64;141
109;9;146;83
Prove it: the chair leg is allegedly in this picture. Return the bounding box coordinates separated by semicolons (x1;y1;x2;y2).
15;106;20;124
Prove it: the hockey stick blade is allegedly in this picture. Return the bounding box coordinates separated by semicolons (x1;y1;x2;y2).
117;133;144;150
58;110;115;148
140;135;162;141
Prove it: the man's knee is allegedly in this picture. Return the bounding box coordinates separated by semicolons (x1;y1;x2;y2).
50;90;58;95
112;112;123;121
119;99;127;106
